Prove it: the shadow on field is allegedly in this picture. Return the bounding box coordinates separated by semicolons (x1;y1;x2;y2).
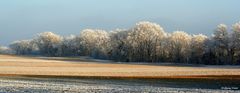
1;75;240;90
31;55;240;68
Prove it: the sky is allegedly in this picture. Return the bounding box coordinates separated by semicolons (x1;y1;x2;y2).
0;0;240;45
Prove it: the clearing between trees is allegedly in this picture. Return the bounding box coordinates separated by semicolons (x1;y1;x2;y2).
0;55;240;79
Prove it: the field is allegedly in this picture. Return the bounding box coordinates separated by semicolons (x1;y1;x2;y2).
0;54;240;92
0;54;240;79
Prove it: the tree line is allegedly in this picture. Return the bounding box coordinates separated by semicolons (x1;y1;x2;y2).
3;21;240;65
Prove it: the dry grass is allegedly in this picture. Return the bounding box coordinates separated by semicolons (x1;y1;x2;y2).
0;54;240;79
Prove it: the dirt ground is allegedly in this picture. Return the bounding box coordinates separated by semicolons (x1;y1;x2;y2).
0;55;240;79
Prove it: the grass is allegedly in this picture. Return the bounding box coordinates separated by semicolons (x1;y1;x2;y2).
0;54;240;80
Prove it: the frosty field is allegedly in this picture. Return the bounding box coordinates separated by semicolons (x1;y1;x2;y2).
0;54;240;92
0;76;239;93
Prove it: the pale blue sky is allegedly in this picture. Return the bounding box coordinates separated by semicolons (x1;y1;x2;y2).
0;0;240;45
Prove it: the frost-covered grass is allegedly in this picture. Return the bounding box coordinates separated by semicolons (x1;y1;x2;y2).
0;76;239;93
0;55;240;79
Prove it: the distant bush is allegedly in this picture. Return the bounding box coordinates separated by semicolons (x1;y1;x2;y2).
0;46;12;54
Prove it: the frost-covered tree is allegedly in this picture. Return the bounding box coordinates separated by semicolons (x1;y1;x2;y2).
109;29;129;61
190;34;208;64
9;40;36;55
158;33;172;62
212;24;229;64
34;32;62;56
127;21;166;62
80;29;110;59
202;38;217;65
58;35;83;56
0;46;12;54
169;31;192;63
230;22;240;64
